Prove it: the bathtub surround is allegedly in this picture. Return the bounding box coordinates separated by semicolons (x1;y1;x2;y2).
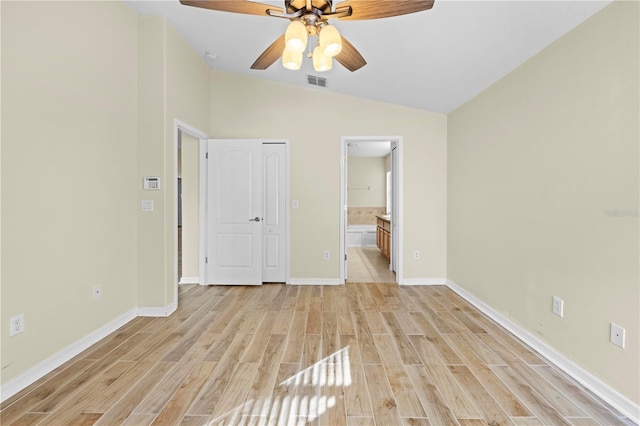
347;207;386;225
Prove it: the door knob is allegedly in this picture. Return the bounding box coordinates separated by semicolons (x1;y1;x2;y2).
249;217;262;222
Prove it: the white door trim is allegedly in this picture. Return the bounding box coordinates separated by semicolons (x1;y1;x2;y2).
173;119;210;306
339;136;404;284
199;138;207;286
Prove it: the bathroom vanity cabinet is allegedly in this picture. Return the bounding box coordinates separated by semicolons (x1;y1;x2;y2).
376;215;391;260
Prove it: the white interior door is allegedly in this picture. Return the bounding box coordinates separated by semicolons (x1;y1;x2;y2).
262;143;286;282
206;139;263;285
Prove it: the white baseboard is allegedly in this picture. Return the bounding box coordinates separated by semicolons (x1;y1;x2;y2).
288;278;342;285
179;276;200;285
137;301;177;317
446;279;640;424
1;302;179;403
401;278;447;286
0;308;137;403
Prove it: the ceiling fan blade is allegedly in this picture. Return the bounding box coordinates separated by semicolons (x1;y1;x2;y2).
179;0;283;16
251;35;286;70
335;37;366;72
337;0;434;20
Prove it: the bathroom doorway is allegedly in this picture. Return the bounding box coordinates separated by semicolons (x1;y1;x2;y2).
340;136;403;284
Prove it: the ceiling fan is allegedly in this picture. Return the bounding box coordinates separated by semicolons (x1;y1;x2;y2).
179;0;435;72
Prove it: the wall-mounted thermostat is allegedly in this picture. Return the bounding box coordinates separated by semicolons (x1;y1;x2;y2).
144;177;160;190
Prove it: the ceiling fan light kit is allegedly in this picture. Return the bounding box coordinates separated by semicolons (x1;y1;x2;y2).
282;46;303;70
319;24;342;57
285;20;308;53
312;45;332;72
284;16;342;73
180;0;435;73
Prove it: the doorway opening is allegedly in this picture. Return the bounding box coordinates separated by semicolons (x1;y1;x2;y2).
177;131;201;285
340;136;403;284
173;120;209;307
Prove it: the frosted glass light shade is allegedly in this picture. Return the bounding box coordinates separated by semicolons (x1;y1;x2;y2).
313;46;332;72
285;20;308;53
282;47;302;70
319;25;342;57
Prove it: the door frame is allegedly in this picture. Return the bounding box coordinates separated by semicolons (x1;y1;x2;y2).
200;138;291;285
173;120;210;304
339;136;404;285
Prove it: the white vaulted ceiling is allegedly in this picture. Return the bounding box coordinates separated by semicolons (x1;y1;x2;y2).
125;0;611;114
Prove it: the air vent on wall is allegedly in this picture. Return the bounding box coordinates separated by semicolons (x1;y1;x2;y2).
307;74;327;88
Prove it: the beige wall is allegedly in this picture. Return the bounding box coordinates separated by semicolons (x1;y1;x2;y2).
1;1;139;384
137;15;166;308
163;23;211;302
448;1;639;404
137;16;210;309
1;2;211;387
347;157;386;208
209;70;448;280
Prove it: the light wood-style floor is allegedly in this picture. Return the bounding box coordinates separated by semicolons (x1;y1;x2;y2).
1;284;633;426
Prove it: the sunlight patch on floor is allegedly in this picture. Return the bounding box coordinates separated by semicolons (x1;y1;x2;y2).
209;347;351;425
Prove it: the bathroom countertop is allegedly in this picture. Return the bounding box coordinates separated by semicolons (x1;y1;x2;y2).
376;215;391;222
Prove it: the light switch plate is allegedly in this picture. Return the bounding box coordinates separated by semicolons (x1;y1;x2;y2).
141;200;154;212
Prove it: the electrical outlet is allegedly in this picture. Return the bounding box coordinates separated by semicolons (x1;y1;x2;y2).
323;251;330;260
610;323;625;348
413;250;420;260
93;285;102;300
552;296;564;317
9;314;25;337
